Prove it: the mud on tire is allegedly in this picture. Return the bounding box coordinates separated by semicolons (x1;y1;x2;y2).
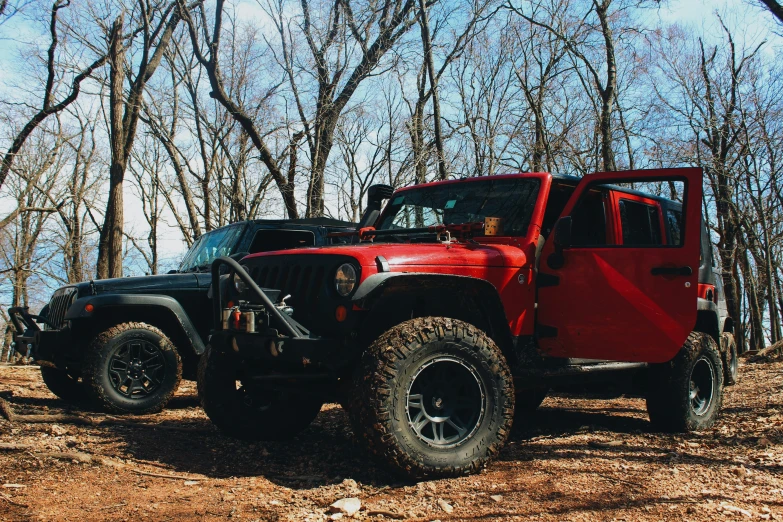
646;331;723;432
83;322;182;414
40;366;87;403
197;344;323;441
349;317;514;480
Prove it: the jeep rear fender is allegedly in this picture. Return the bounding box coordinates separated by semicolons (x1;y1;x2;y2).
65;294;206;355
353;273;514;354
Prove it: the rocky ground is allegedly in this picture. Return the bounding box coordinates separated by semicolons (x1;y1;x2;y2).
0;359;781;521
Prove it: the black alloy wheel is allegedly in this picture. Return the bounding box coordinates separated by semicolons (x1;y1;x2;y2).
108;339;166;398
84;322;182;414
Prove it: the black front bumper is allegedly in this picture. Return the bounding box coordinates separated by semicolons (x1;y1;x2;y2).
211;330;350;369
8;307;70;364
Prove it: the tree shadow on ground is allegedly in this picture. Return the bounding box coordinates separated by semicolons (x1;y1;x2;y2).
96;405;403;489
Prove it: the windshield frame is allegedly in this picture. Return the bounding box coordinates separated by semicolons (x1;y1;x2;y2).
178;223;247;272
376;176;542;239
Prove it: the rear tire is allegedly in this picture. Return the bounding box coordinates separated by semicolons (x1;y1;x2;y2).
646;332;723;432
40;366;86;403
197;344;323;441
83;322;182;414
349;317;514;480
721;333;738;386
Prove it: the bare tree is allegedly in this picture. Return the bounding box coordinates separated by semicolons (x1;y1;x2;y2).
95;2;184;279
0;1;107;207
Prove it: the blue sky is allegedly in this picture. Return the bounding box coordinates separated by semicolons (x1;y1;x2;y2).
0;0;781;279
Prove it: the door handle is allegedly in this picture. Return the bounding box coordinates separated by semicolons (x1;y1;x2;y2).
651;266;692;276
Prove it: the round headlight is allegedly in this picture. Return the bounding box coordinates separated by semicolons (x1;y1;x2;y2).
234;265;249;293
335;263;357;297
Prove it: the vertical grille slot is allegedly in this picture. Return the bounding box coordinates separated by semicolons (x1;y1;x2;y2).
45;288;77;330
312;266;325;300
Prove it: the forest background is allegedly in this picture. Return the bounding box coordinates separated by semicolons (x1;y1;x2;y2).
1;0;782;356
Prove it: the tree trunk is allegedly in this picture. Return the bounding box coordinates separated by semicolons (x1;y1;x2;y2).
595;0;616;172
96;15;126;280
418;0;447;180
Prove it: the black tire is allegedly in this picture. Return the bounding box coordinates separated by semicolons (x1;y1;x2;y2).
83;322;182;414
349;317;514;480
646;332;723;432
197;344;323;441
516;387;548;414
721;332;738;386
40;366;87;403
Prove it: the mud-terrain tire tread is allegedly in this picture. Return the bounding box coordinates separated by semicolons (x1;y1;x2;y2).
721;332;738;386
40;366;87;403
348;317;514;480
646;331;723;432
197;344;323;441
83;322;182;414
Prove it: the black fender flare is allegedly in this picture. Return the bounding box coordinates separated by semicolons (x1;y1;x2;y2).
64;294;206;355
695;298;720;345
352;272;514;352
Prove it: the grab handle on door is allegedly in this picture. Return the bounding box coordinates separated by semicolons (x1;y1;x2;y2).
651;266;692;276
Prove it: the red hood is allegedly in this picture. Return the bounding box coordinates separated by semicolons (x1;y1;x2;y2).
243;241;530;269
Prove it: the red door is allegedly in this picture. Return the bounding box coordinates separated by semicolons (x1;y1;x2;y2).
536;168;702;363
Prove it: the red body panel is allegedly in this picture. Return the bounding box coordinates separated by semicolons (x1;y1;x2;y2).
244;169;703;363
243;173;553;337
536;168;703;363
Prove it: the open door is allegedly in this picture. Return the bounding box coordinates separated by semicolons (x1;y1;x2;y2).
536;168;703;363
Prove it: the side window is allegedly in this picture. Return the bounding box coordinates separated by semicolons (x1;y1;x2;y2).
571;188;607;246
618;199;662;246
666;209;683;246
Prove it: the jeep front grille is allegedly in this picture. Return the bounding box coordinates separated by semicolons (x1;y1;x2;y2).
250;261;326;307
45;288;78;330
244;254;356;332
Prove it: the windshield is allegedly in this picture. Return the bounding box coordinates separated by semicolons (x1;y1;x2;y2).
377;177;540;237
178;224;245;272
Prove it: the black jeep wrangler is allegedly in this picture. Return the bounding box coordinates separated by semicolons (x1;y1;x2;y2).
8;218;355;414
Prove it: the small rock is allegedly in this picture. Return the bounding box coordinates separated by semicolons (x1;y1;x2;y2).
183;480;199;486
2;484;26;489
342;478;358;489
758;437;772;447
437;500;453;514
330;498;361;516
49;424;67;436
490;495;503;503
720;504;752;518
329;514;344;521
589;440;623;448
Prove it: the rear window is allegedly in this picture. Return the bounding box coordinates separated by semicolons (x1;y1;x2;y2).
619;199;662;246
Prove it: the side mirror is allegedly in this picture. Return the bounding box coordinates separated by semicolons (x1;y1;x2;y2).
547;216;572;270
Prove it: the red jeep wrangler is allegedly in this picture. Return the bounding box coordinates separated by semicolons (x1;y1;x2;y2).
202;168;735;479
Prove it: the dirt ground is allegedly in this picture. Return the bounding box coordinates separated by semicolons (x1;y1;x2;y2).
0;360;781;522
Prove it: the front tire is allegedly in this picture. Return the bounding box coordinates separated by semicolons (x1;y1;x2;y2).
40;366;87;403
83;322;182;414
646;332;723;432
197;344;323;441
349;317;514;480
